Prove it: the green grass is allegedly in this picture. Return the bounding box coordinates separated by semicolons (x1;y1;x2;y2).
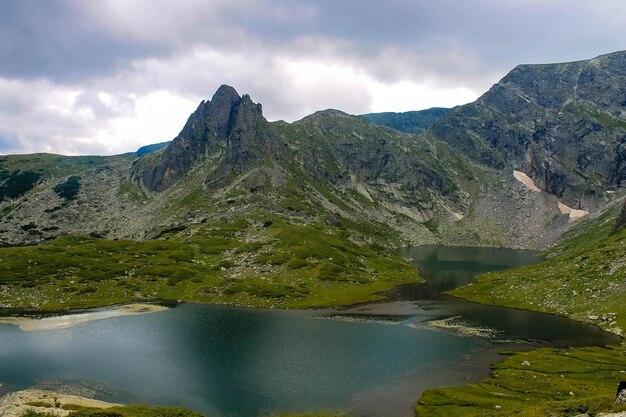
565;103;626;129
0;153;129;177
415;346;626;417
0;214;421;311
68;406;205;417
21;406;346;417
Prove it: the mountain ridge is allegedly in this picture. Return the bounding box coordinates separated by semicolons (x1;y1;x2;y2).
431;50;626;211
0;52;624;306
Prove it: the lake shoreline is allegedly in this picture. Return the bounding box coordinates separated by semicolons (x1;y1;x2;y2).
0;303;169;331
0;244;621;417
0;389;120;417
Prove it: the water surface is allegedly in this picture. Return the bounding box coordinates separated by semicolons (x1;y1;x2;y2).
0;246;618;417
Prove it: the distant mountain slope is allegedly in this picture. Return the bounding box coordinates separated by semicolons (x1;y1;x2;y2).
360;107;451;133
432;50;626;211
0;153;130;202
135;141;171;155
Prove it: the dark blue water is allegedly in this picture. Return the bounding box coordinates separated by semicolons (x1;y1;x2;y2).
0;246;618;417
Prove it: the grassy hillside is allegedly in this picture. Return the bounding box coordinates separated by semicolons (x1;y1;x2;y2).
450;199;626;334
415;346;626;417
0;213;420;311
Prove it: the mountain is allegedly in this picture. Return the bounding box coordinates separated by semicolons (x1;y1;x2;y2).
134;85;281;192
431;51;626;211
360;107;451;133
0;51;625;311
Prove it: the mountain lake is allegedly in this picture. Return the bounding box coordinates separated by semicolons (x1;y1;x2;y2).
0;246;619;417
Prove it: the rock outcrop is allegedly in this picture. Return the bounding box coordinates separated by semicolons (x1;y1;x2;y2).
0;390;118;417
134;85;280;191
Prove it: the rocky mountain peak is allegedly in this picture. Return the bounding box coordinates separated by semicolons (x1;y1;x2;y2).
207;84;242;137
431;50;626;209
133;85;279;192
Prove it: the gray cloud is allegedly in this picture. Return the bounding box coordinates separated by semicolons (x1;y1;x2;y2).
1;0;625;155
0;0;162;82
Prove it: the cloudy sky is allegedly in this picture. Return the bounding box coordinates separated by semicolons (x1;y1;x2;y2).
1;0;625;155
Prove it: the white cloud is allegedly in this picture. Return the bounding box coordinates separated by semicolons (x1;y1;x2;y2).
367;80;479;113
90;91;197;154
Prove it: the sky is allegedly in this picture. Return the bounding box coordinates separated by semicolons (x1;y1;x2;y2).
0;1;625;155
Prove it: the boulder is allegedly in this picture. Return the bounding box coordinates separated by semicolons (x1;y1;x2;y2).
326;215;342;227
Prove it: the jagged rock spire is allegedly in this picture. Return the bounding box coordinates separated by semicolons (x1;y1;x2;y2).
134;85;279;191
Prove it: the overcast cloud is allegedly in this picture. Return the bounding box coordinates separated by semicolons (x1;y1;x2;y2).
1;0;625;155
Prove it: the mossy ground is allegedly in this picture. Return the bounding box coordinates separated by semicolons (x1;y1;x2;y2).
0;214;420;311
416;346;626;417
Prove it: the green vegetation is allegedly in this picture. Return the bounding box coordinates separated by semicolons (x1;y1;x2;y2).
0;153;131;202
53;176;81;200
0;153;128;178
450;202;626;332
21;411;55;417
20;409;346;417
567;102;626;130
416;346;626;417
0;214;421;311
0;170;42;200
67;406;205;417
271;414;345;417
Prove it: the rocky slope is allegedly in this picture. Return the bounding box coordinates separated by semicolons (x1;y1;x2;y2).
431;50;626;212
451;192;626;337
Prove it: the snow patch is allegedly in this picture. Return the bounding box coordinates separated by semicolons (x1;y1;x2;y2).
557;202;589;222
513;170;541;192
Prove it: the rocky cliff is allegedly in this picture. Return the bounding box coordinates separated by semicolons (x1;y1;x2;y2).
432;51;626;210
134;85;280;192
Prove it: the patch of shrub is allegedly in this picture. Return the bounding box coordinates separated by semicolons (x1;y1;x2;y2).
53;176;80;200
287;259;309;269
0;170;42;200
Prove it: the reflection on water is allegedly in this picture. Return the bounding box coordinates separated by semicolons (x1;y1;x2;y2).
389;246;617;347
392;245;541;299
